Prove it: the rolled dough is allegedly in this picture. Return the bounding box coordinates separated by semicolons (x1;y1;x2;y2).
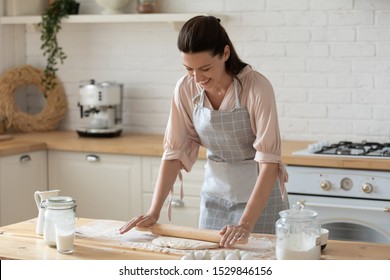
152;236;220;250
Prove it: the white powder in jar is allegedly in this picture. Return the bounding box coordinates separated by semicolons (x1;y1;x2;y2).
276;233;320;260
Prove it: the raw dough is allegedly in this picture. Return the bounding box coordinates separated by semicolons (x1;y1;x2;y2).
152;236;220;250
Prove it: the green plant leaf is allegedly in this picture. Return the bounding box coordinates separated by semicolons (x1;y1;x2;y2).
40;0;78;91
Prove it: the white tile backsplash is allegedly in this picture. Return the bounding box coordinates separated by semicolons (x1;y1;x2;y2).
2;0;390;141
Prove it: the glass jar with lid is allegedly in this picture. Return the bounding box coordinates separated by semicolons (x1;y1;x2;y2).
43;196;77;246
275;203;321;260
137;0;158;13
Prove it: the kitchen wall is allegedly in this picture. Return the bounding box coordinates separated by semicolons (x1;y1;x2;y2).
1;0;390;142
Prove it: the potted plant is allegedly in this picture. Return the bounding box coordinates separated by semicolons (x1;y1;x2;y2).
39;0;79;91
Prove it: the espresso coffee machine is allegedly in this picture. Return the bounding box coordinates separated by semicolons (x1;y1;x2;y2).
77;79;123;137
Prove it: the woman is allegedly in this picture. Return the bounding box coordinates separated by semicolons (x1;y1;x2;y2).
120;15;289;247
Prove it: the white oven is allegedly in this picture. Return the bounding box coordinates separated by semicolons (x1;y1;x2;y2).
285;165;390;244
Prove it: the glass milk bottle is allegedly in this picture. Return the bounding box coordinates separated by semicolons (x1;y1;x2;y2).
275;203;321;260
43;196;77;246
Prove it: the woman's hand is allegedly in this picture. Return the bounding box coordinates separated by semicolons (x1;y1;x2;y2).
119;213;158;234
218;224;251;247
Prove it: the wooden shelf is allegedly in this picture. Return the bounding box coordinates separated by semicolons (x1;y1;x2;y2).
0;13;213;25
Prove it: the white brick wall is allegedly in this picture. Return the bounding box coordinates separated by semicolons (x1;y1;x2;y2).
14;0;390;141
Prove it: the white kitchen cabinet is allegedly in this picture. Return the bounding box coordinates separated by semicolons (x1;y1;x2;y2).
0;150;47;226
48;151;142;221
142;156;205;228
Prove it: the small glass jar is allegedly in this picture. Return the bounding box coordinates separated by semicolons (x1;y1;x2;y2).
275;203;321;260
137;0;158;13
43;196;77;247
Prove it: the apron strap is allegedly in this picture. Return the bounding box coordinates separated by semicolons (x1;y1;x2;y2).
233;78;241;108
278;164;289;203
198;89;205;107
167;170;184;221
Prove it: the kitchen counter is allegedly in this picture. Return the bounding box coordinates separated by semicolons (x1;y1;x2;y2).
0;131;176;158
1;131;389;171
0;137;47;157
0;218;389;260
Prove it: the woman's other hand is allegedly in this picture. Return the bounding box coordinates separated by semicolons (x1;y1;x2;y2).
218;224;251;247
119;214;158;234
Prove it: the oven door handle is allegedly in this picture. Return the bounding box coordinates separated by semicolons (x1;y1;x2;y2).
297;200;390;213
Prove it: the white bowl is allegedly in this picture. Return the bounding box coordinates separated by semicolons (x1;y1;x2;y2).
320;228;329;250
96;0;130;14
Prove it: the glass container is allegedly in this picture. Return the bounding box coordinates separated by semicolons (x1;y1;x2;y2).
275;203;321;260
137;0;158;13
43;196;77;246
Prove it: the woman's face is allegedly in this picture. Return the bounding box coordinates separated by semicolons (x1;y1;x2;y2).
181;46;230;91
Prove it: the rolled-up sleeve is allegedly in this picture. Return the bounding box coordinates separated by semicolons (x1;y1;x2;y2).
243;69;288;198
162;76;201;172
244;72;281;163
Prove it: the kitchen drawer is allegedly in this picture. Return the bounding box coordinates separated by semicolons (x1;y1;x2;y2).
48;151;142;221
0;150;48;226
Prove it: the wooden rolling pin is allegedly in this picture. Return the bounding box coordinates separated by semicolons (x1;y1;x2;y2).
136;223;222;243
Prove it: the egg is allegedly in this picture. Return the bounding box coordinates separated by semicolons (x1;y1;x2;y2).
225;252;239;260
203;250;211;260
181;251;195;260
234;249;241;259
219;250;226;259
211;255;223;260
194;251;204;260
181;254;193;260
240;252;254;260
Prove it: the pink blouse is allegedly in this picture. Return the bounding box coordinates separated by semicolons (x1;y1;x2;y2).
163;65;283;171
163;65;289;212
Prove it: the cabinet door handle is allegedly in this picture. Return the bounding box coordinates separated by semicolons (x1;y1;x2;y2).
86;154;100;162
19;154;31;163
298;200;388;213
171;198;184;208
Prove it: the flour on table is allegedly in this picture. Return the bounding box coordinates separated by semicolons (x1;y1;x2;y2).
75;220;276;259
76;220;156;243
152;236;220;250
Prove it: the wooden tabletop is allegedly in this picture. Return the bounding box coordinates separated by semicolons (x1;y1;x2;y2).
0;218;389;260
0;219;179;260
1;131;389;171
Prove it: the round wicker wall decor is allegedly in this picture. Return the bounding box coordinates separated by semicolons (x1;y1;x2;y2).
0;65;67;133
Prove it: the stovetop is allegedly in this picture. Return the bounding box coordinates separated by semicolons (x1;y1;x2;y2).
316;141;390;157
294;141;390;158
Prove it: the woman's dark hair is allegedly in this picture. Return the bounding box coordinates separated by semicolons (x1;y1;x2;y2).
177;15;247;76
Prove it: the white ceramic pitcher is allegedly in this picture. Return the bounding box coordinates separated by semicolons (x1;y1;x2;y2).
34;190;61;235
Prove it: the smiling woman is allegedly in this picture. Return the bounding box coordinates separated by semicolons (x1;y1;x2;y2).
120;15;289;248
0;65;67;133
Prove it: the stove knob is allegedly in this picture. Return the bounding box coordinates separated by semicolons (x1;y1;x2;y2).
320;180;332;191
340;177;353;191
362;183;373;194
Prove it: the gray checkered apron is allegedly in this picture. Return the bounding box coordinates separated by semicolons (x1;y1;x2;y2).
193;79;288;234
